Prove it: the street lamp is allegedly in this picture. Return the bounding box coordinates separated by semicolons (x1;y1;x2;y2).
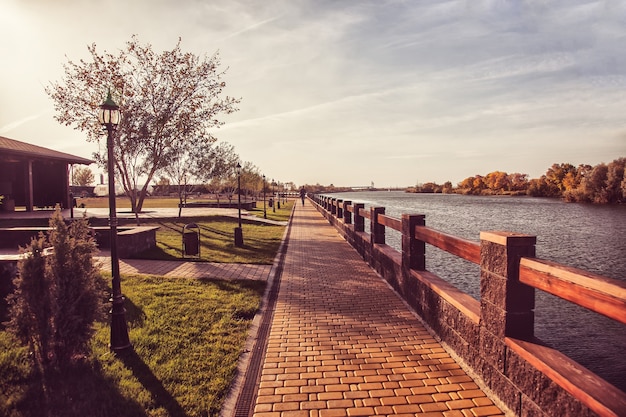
99;91;131;352
234;162;243;247
262;174;267;219
271;179;276;212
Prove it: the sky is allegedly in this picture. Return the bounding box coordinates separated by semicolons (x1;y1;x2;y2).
1;0;625;188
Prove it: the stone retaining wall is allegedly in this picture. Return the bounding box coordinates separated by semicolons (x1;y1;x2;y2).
311;194;626;417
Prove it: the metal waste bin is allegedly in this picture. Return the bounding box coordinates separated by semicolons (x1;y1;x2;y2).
182;223;200;257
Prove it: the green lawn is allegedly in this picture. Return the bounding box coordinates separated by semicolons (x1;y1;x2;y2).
0;275;266;417
76;196;295;219
248;200;293;223
132;212;290;264
0;199;294;416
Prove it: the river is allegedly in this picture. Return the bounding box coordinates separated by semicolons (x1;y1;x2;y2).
324;191;626;392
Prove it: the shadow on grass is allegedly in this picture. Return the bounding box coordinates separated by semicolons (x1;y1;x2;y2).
123;294;147;328
118;350;188;417
11;360;147;417
131;244;180;261
199;224;233;239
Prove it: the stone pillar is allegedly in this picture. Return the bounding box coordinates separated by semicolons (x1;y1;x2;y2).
330;198;337;216
402;214;426;273
480;231;536;340
370;207;385;245
343;200;352;224
354;203;365;232
336;199;343;219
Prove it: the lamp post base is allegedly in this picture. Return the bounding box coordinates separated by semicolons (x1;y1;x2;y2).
110;295;132;352
234;227;244;247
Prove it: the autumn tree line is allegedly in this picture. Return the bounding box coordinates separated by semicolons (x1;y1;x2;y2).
408;157;626;204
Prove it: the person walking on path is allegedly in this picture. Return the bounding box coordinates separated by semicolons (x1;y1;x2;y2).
299;186;306;206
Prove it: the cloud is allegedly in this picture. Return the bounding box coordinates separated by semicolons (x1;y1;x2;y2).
385;154;434;160
1;0;624;188
219;15;284;41
0;110;49;134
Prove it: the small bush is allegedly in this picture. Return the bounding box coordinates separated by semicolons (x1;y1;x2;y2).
5;208;104;372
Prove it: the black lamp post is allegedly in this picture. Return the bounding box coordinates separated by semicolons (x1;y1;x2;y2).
271;179;276;213
234;162;243;247
99;91;131;352
262;174;267;219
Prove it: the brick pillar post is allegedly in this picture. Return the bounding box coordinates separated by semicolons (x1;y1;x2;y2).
402;214;425;272
343;200;352;224
371;207;385;245
354;203;365;232
480;231;536;340
336;199;343;219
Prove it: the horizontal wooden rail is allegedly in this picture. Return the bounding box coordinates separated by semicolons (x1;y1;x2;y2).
310;192;626;416
520;258;626;325
414;225;481;264
378;214;401;231
411;269;480;324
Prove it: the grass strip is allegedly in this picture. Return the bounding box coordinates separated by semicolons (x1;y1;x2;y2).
0;274;265;417
133;213;289;264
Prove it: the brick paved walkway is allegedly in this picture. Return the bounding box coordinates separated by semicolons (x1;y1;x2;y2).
251;200;504;417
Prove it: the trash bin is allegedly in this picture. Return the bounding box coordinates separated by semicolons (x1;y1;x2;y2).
268;198;273;208
182;223;200;257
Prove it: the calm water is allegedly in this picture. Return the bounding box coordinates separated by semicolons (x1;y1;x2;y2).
326;191;626;392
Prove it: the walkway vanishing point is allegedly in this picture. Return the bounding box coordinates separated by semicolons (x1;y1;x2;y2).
87;201;505;416
228;200;505;417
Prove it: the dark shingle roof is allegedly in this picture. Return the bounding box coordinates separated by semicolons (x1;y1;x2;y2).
0;135;93;165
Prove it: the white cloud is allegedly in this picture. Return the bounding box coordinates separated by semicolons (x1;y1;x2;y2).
0;0;624;187
0;110;49;134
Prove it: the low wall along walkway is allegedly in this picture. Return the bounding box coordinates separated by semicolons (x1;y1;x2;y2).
0;226;158;259
310;194;626;417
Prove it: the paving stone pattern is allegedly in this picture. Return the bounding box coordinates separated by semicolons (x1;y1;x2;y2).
97;255;272;281
253;201;504;417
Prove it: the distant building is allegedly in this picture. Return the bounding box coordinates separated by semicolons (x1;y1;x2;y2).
0;135;93;212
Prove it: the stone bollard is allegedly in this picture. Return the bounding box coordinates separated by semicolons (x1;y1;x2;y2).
354;203;365;232
343;200;352;224
479;231;536;340
402;214;426;272
479;231;536;382
370;207;385;246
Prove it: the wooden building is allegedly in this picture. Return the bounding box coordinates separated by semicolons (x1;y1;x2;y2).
0;135;93;212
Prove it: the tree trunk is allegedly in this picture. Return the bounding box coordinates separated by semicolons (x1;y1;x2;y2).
178;183;183;218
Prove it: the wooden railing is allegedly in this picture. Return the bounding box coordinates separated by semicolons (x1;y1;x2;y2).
311;194;626;417
519;258;626;325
